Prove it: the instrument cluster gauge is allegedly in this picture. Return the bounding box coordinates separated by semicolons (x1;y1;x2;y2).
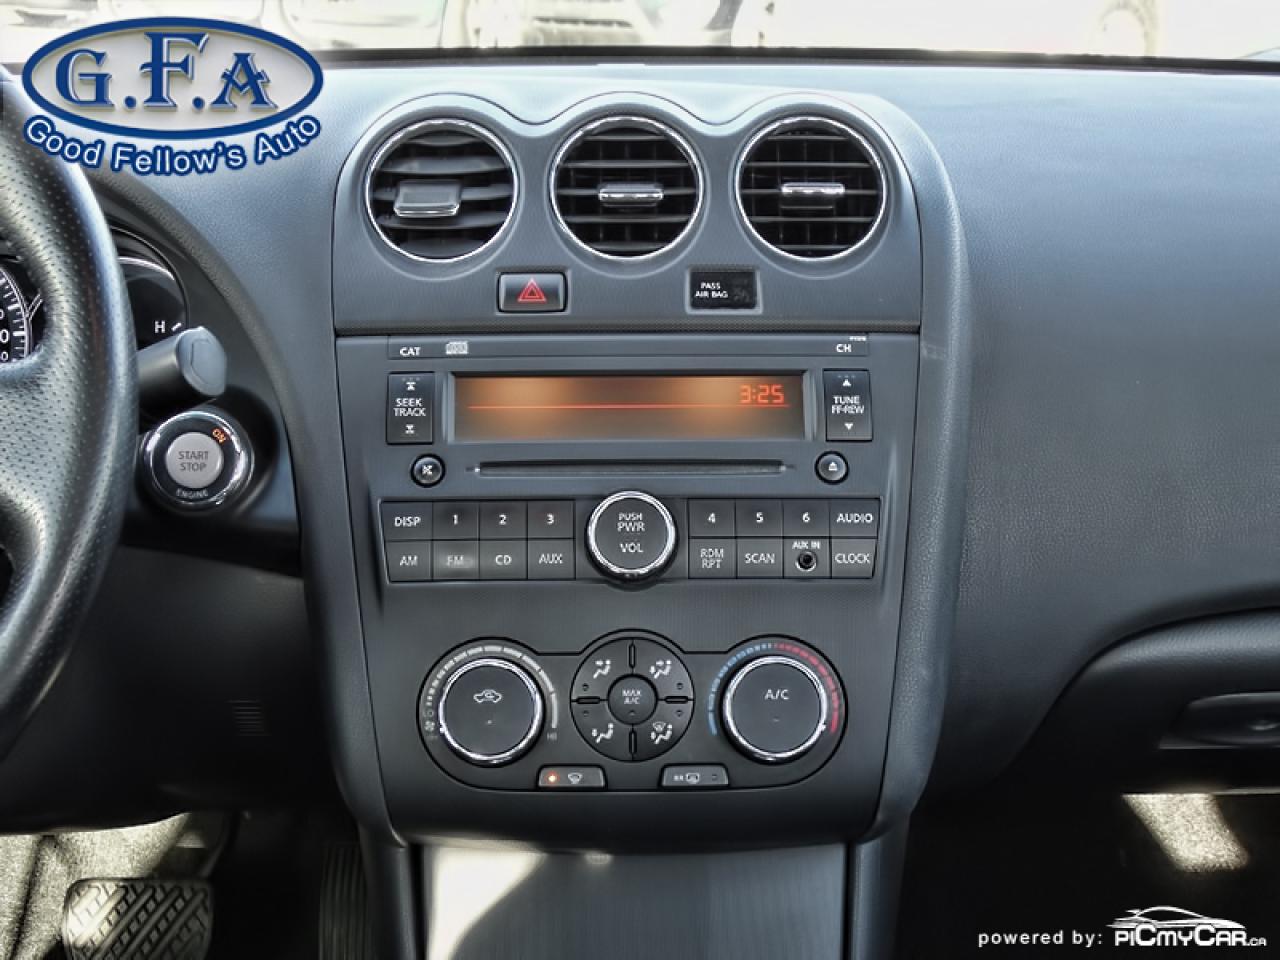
0;229;189;363
0;263;32;363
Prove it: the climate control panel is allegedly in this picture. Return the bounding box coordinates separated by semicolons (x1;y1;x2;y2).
417;633;845;792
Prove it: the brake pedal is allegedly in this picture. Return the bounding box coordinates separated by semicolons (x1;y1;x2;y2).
62;878;213;960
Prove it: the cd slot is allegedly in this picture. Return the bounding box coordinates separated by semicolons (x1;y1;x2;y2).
475;460;785;478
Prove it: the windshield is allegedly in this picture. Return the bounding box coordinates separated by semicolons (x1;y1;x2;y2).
2;0;1278;64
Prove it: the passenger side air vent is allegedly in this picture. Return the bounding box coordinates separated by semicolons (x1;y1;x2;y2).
366;119;516;261
737;117;885;259
552;117;701;259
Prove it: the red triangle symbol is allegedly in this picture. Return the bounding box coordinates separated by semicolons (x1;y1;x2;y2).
517;278;547;304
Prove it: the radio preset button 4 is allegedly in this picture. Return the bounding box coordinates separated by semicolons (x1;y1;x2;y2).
587;491;676;581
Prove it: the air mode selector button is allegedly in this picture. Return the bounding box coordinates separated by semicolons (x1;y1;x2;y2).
586;491;676;581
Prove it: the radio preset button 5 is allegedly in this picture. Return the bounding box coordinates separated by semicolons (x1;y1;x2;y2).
586;492;676;581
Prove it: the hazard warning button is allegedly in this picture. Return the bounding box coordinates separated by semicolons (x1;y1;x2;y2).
497;273;566;313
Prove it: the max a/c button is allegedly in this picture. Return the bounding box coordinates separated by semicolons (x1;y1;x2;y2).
498;273;565;313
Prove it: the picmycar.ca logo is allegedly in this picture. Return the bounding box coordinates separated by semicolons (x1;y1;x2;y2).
20;17;323;175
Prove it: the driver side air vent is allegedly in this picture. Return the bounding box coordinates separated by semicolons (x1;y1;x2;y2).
552;117;702;259
366;119;516;261
738;117;885;259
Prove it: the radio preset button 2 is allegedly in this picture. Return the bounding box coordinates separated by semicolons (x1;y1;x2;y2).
586;491;676;581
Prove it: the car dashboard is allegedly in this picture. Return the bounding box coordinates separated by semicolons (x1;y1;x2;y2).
4;50;1280;960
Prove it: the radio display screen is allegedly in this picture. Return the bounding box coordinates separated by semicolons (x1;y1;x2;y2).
454;374;806;442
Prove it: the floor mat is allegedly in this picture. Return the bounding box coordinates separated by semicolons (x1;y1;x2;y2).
897;787;1280;959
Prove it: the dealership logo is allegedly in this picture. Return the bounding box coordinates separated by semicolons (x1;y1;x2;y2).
1110;906;1267;949
19;17;322;175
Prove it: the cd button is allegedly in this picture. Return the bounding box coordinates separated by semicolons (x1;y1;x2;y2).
480;540;527;580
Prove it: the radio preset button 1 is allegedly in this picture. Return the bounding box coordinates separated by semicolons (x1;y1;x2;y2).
434;501;479;539
586;492;676;581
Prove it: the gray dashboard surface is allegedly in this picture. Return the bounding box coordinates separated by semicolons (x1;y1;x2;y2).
94;58;1280;805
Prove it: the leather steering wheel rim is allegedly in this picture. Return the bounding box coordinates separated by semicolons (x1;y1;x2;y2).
0;70;136;762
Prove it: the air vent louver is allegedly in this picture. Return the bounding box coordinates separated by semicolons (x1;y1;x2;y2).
366;120;515;261
552;117;701;259
738;117;884;259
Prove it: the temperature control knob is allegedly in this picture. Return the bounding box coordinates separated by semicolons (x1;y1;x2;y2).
438;658;543;766
586;491;677;581
722;655;828;763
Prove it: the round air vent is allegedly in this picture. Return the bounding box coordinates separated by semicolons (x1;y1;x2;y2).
737;116;885;260
366;119;516;262
551;116;702;259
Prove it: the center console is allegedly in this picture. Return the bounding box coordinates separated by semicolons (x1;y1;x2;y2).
336;331;917;845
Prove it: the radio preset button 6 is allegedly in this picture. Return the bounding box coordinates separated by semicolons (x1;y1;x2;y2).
587;492;676;581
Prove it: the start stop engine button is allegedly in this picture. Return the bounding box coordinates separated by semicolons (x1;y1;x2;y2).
163;431;224;490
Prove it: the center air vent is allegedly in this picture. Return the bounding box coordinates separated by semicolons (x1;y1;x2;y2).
552;117;701;259
366;119;516;262
737;116;885;260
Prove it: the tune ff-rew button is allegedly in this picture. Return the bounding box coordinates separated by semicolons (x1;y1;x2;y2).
722;655;828;763
438;658;543;766
163;431;224;490
587;491;677;581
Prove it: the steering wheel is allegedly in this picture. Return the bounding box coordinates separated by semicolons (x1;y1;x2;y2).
0;70;137;762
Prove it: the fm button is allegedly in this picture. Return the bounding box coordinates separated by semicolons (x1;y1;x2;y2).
586;491;676;582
